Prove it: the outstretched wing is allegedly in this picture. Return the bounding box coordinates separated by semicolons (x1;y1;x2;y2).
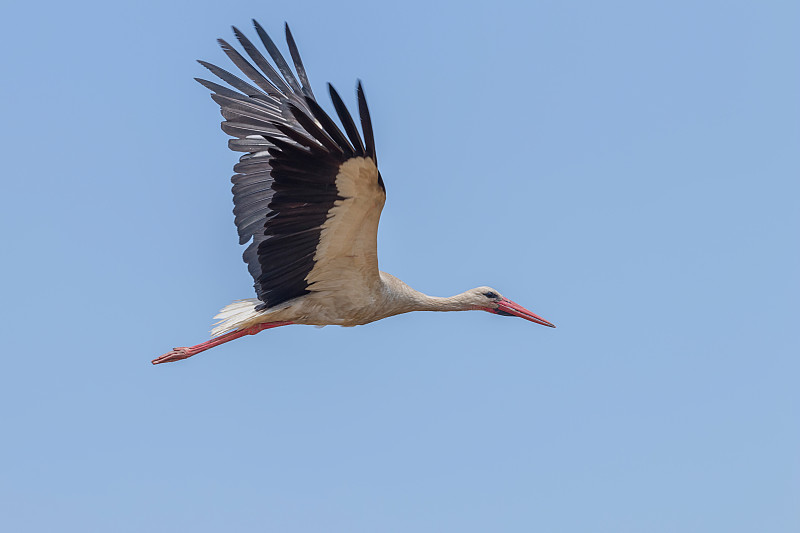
197;22;385;310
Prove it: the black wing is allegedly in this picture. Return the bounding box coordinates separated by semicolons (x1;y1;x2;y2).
197;22;380;309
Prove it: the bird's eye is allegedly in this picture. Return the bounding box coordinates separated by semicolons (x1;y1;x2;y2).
483;291;498;299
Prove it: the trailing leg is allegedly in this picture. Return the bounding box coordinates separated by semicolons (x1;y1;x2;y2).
152;322;292;365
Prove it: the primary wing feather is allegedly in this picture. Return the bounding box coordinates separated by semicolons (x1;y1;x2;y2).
198;22;384;310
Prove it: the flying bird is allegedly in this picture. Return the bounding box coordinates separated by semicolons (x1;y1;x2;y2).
153;22;554;365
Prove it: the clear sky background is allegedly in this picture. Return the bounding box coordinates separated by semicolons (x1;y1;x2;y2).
1;0;798;531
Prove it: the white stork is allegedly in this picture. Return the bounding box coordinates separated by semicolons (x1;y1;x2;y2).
153;21;554;365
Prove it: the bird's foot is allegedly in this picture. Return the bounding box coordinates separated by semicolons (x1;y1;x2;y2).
152;347;197;365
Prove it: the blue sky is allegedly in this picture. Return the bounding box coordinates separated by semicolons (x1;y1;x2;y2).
1;0;798;531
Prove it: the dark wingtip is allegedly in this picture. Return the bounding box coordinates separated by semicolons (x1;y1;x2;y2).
356;80;377;164
283;22;314;98
328;82;366;156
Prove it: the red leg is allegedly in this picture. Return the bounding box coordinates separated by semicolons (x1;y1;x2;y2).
152;322;292;365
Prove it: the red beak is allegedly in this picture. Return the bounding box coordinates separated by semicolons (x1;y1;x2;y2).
492;298;556;328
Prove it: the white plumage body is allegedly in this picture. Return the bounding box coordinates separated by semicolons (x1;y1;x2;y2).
212;272;507;335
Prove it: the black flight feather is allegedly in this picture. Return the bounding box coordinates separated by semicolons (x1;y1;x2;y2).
197;60;266;99
252;19;303;95
217;39;281;98
303;97;355;156
329;84;366;156
357;81;377;165
195;77;248;100
231;26;293;97
284;23;315;98
270;122;326;153
287;104;343;155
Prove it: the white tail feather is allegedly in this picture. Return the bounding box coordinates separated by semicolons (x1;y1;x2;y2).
211;299;262;336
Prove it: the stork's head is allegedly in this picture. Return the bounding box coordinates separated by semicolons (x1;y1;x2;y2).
469;286;556;328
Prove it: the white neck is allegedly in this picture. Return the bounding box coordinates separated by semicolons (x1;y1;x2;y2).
412;292;476;312
378;272;478;316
